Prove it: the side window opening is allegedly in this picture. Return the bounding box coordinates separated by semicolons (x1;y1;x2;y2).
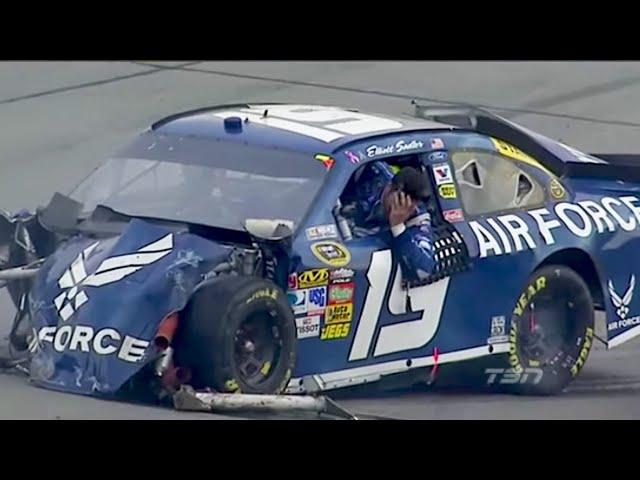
451;151;545;217
337;154;426;239
515;172;534;206
457;158;483;189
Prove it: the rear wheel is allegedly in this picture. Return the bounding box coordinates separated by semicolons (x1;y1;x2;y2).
174;276;296;395
499;265;595;395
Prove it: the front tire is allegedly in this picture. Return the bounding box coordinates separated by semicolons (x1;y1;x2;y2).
499;265;595;395
174;276;296;395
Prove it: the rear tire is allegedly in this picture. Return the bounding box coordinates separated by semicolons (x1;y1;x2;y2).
498;265;595;395
174;275;296;395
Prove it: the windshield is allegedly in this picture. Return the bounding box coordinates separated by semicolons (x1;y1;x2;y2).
69;134;326;230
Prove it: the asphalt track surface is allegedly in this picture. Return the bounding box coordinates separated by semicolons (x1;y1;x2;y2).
1;61;640;419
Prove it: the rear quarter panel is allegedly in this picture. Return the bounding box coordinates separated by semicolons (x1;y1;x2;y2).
464;174;640;349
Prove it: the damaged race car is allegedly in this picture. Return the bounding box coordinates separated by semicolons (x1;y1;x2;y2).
2;102;640;408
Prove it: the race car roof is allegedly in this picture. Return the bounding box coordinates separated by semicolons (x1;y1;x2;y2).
150;103;456;154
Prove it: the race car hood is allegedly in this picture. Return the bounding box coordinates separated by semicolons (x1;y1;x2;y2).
27;219;232;395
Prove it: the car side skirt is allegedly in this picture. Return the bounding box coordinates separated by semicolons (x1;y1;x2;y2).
285;343;510;394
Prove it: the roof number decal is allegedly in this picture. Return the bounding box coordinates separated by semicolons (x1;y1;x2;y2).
214;105;403;143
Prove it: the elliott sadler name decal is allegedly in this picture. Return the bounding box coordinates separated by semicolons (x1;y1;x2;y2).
470;195;640;258
366;139;424;158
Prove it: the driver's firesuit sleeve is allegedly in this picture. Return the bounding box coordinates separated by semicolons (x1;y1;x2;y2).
390;221;436;283
356;161;437;282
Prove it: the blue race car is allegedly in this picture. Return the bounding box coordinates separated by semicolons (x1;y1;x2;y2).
1;102;638;400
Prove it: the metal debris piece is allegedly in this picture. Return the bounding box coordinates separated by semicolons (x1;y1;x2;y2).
0;263;41;281
173;385;358;420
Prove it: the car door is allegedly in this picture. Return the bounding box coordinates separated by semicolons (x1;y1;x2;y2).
326;157;459;366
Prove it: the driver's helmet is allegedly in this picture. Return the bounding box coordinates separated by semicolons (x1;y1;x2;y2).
355;161;431;228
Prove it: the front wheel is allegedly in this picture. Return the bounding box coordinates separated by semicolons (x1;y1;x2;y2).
174;275;296;395
499;265;595;395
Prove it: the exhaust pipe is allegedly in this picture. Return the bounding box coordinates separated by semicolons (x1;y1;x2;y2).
152;312;192;394
154;313;180;379
154;312;179;351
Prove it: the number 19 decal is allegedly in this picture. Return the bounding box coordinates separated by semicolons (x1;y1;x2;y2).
215;105;403;143
349;250;450;361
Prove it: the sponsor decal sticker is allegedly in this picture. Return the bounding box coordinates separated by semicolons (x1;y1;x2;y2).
430;138;445;149
296;315;321;339
288;272;298;290
491;138;535;164
344;150;360;164
549;178;566;200
298;268;329;288
320;322;351;340
314;154;335;171
488;315;508;345
287;290;308;315
438;183;457;200
428;151;447;162
328;282;355;305
307;286;327;313
326;303;354;324
432;163;453;186
443;208;464;223
311;241;351;267
330;267;355;284
305;224;338;241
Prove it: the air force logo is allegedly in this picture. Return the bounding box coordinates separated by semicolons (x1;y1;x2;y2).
608;274;635;320
53;234;174;322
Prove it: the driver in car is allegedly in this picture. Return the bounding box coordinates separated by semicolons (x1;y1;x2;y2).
354;161;436;283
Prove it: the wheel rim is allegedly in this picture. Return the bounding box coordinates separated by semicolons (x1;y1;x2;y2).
233;310;283;388
515;279;589;368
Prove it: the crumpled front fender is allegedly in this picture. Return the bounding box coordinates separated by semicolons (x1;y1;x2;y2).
27;219;233;396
